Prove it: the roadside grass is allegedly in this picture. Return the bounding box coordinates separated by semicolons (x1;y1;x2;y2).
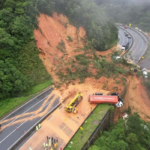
64;104;110;150
0;79;53;119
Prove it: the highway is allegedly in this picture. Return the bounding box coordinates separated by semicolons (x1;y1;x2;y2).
0;87;60;150
118;28;131;47
139;56;150;70
118;26;148;64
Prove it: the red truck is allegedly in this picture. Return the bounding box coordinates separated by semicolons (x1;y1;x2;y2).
89;93;124;107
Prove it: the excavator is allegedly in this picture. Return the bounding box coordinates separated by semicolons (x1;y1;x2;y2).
65;92;83;113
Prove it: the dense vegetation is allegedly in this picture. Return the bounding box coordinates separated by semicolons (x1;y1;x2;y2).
95;0;150;32
54;0;118;50
0;0;118;100
89;113;150;150
0;0;53;100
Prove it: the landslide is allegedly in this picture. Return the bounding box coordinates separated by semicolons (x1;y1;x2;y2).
34;13;150;121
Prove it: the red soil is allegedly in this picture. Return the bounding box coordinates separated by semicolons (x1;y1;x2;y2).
34;12;150;122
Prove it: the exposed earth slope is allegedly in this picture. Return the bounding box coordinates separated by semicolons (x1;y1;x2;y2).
34;13;150;121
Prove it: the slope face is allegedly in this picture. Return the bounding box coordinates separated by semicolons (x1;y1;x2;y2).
34;13;86;82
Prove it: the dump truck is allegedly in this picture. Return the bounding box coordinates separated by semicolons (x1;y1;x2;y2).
89;93;124;108
65;92;83;113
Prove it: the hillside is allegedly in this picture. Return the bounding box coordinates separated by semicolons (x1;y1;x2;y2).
0;0;117;100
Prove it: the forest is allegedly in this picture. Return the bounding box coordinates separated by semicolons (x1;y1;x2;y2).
89;113;150;150
95;0;150;32
0;0;117;100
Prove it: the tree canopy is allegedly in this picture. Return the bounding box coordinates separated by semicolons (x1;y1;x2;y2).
89;113;150;150
0;0;118;100
95;0;150;32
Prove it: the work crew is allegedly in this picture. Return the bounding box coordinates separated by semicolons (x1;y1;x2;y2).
43;143;46;148
38;124;41;129
49;137;52;147
36;125;39;131
45;143;48;147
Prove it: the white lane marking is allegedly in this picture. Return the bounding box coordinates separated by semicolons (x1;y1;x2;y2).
0;86;53;123
0;99;54;144
0;113;35;144
132;36;144;56
7;103;60;150
1;95;50;131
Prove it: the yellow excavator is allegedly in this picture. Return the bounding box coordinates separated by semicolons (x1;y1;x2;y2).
65;92;83;113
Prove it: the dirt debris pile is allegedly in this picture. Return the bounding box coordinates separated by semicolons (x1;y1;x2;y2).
34;13;86;82
34;12;150;122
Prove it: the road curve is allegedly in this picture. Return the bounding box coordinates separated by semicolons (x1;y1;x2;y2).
0;87;60;150
118;27;133;49
118;26;148;64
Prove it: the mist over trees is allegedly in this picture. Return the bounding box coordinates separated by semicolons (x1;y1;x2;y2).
95;0;150;32
54;0;118;50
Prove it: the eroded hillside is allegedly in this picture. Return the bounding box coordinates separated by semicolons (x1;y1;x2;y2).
34;13;150;121
34;13;86;82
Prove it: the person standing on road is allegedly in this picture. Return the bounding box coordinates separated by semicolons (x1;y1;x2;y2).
0;124;1;131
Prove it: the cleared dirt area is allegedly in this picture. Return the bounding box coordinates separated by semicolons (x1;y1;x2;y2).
20;85;109;150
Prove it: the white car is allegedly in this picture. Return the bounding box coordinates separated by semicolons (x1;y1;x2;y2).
115;56;121;60
143;71;148;75
122;47;125;51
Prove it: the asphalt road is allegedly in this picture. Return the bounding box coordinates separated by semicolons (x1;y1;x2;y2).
118;28;131;47
118;26;148;64
139;56;150;70
0;87;60;150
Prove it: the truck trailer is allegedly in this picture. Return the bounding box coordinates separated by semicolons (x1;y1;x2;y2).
89;93;124;107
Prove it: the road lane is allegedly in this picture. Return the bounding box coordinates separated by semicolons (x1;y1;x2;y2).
118;27;133;51
0;87;60;150
0;87;53;122
1;98;60;150
118;26;147;64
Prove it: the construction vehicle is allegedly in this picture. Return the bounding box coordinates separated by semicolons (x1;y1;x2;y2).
89;93;124;108
65;92;83;113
